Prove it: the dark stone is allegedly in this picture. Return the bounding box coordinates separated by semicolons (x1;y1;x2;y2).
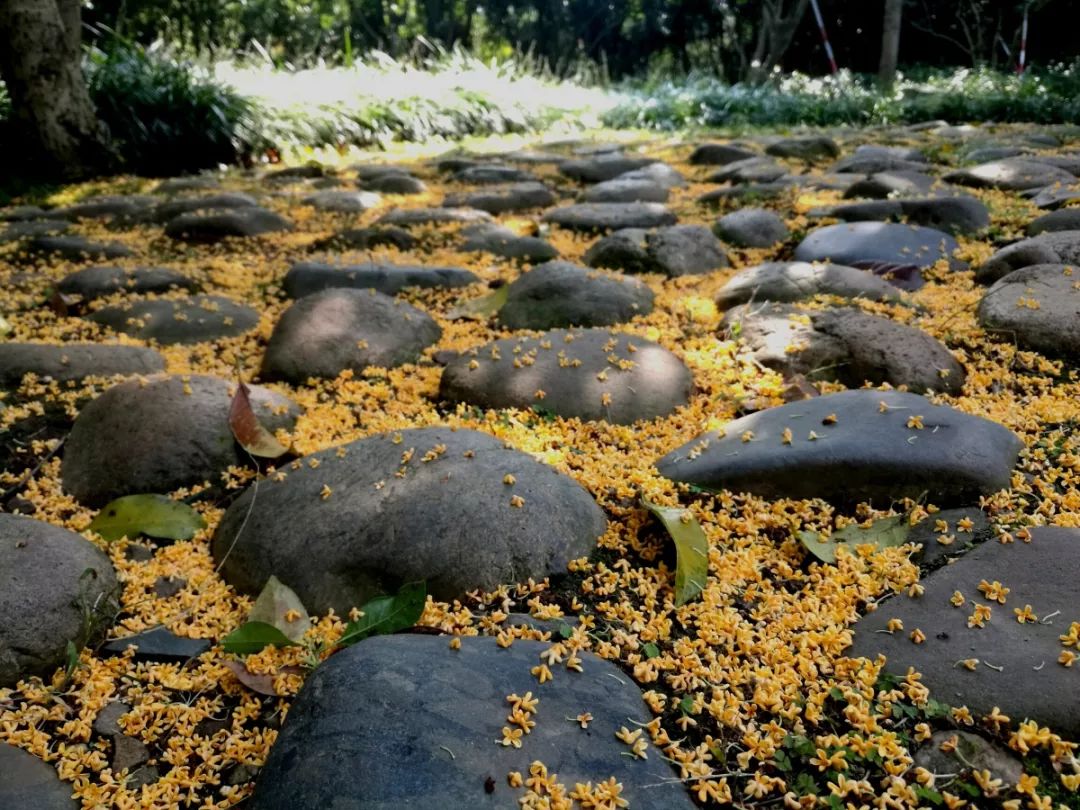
944;158;1075;191
0;514;118;688
647;225;729;275
377;207;493;227
697;179;799;205
224;764;261;787
312;226;418;252
440;328;693;424
723;303;965;394
689;142;758;165
848;527;1080;738
92;701;131;737
843;171;935;199
617;162;686;187
815;197;989;236
1026;208;1080;236
301;190;381;212
908;508;989;569
43;195;154;222
713;208;789;247
87;295;259;344
793;221;964;274
976;230;1080;284
851;144;926;163
714;261;904;310
101;627;211;664
765;135;840;161
1025;184;1080;210
458;224;559;264
152;577;186;599
62;374;298;506
250;635;696;810
146;193;258;224
164;207;292;242
583;229;654;275
707;157;787;185
0;744;77;809
499;261;654;329
264;164;326;181
124;543;154;562
22;236;134;262
154;176;221;193
110;735;150;774
284;261;478;298
453;165;537;184
581;177;669;203
0;344;164;388
543;202;677;232
0;220;68;244
212;427;606;612
831;155;928;175
57;265;196;300
262;288;441;383
914;732;1022;787
559;154;656;183
362;173;427;195
656;389;1022;506
963;145;1030;164
978;264;1080;358
443;182;556;214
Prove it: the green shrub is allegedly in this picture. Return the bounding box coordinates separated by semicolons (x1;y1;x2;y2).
86;45;260;176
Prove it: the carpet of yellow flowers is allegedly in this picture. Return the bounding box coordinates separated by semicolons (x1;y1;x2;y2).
1;128;1079;809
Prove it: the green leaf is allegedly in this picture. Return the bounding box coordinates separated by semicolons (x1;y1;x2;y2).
64;640;80;677
248;576;309;643
445;284;509;321
337;581;426;648
679;695;694;714
222;621;299;656
798;514;911;565
89;494;206;543
643;642;660;659
641;497;709;606
558;623;573;639
915;786;943;805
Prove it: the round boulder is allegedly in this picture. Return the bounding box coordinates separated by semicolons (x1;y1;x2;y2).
262;288;441;383
211;427;607;612
1;514;118;687
793;221;964;278
62;375;299;506
57;266;196;300
715;261;904;309
87;295;259;344
978;264;1080;358
714;208;789;247
440;329;692;424
0;344;165;388
0;745;77;809
498;261;654;329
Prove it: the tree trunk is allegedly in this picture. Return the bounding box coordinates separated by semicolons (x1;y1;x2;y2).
748;0;810;84
878;0;903;88
0;0;115;180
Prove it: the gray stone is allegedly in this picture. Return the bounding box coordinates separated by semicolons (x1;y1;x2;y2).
0;745;77;809
714;208;789;247
212;427;606;611
1026;208;1080;236
698;179;799;205
22;235;134;262
0;514;118;687
707;157;787;185
1;205;46;221
87;295;259;344
831;155;930;175
908;508;989;569
815;197;989;236
978;264;1080;358
152;576;186;599
914;732;1022;786
43;194;155;222
715;261;904;310
57;265;196;300
617;162;686;187
944;158;1076;191
62;374;298;506
92;701;131;737
250;636;696;810
656;389;1021;506
262;288;441;383
148;193;258;224
581;177;669;203
689;142;758;165
110;736;150;774
0;344;165;388
284;261;478;298
264;164;326;181
852;144;926;163
559;153;656;183
0;219;68;244
453;165;537;184
313;226;418;252
765;135;840;161
1023;184;1080;210
377;207;493;227
723;303;964;395
440;329;692;424
976;230;1080;284
843;171;936;199
361;173;427;195
154;176;220;193
583;229;654;275
164;207;291;242
647;225;729;275
963;145;1031;164
301;190;381;212
100;627;212;663
793;222;964;276
458;224;559;263
543;202;676;232
443;182;556;214
499;261;654;329
849;527;1080;738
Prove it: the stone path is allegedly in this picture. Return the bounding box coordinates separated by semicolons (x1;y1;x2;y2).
3;123;1080;808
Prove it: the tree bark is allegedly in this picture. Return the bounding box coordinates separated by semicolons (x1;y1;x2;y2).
879;0;904;87
0;0;116;180
748;0;810;84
